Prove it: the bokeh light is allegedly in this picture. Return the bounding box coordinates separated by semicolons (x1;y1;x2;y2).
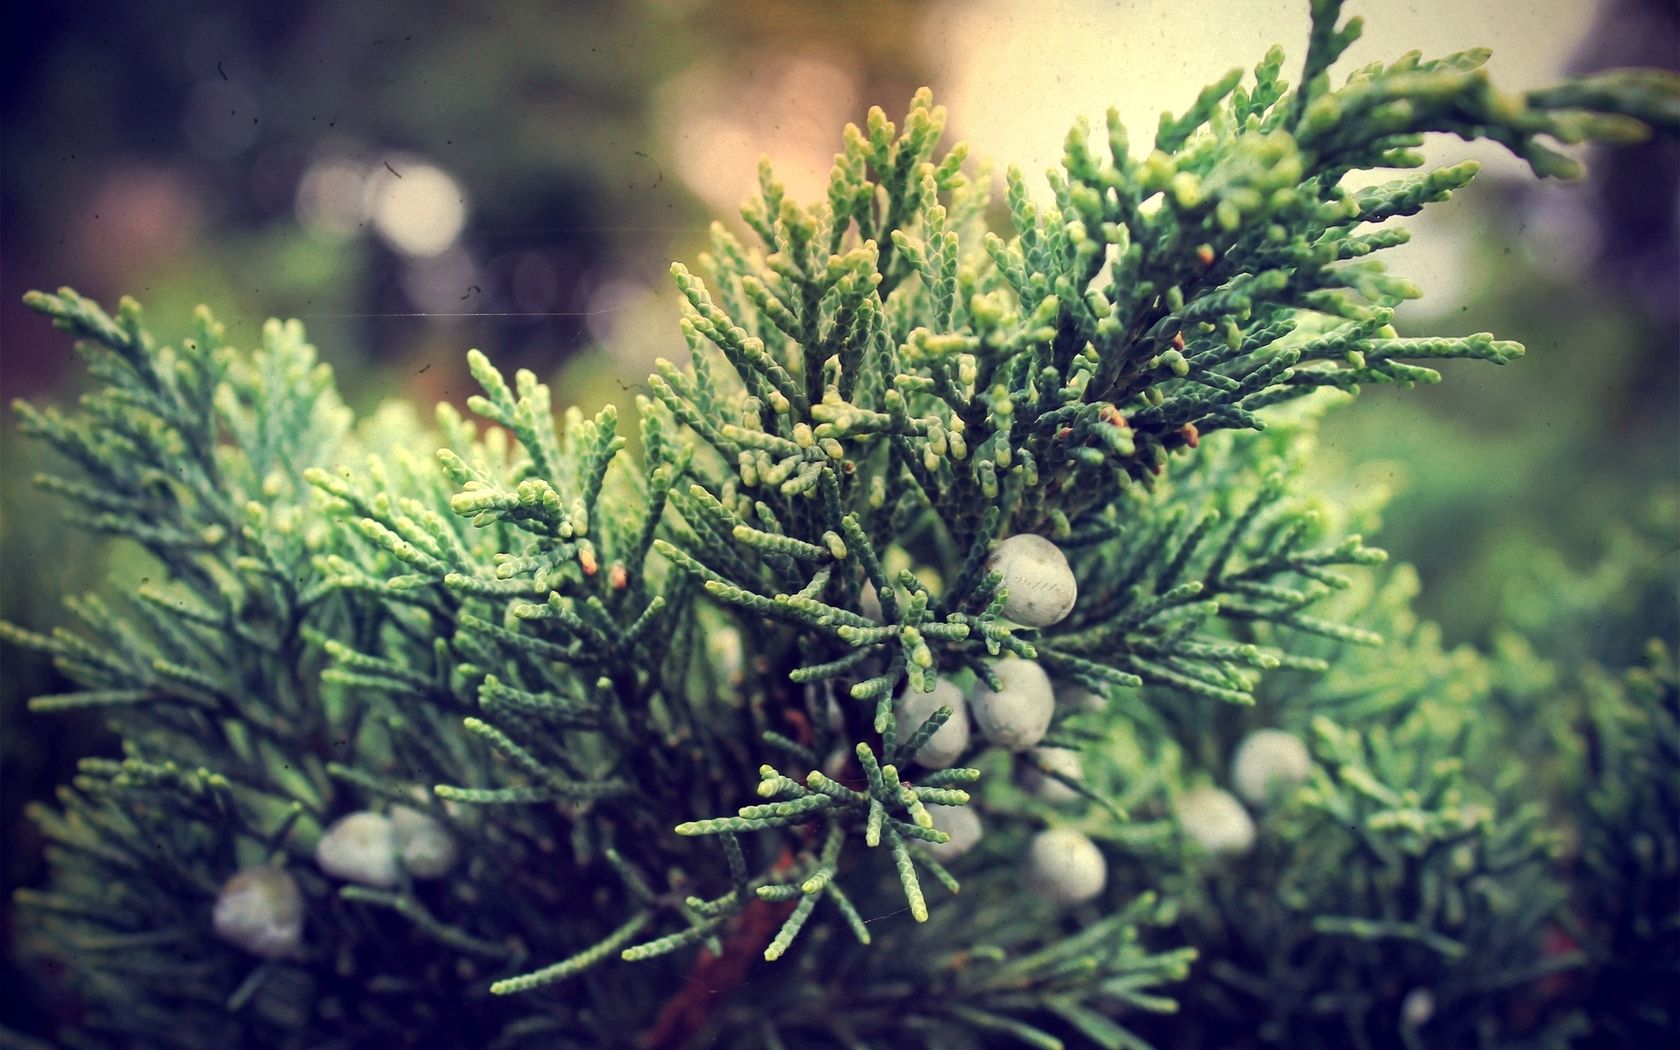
367;156;468;258
294;154;367;241
926;0;1605;315
399;246;480;316
660;54;861;216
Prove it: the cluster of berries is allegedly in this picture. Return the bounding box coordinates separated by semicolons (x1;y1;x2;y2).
895;535;1317;902
896;535;1105;904
212;805;458;959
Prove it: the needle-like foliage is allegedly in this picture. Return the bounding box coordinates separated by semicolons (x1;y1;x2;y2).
5;3;1676;1047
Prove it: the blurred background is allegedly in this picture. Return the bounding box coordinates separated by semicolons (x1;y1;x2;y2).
2;0;1674;1037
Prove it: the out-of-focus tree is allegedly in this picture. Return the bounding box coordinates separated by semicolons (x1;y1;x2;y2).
1309;0;1677;642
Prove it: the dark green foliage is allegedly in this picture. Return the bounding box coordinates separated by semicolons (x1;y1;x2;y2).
1563;642;1680;1045
1487;500;1680;1044
1152;565;1576;1048
5;3;1677;1047
1;295;574;1047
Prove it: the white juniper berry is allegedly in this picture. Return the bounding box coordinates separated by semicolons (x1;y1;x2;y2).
923;804;984;864
212;866;304;959
315;811;400;888
1025;827;1107;905
707;626;746;687
820;745;851;782
391;806;459;879
1230;729;1313;805
858;579;884;622
1052;678;1107;714
985;534;1078;628
1020;746;1084;803
1175;786;1257;856
895;678;971;768
969;658;1055;751
1401;988;1436;1028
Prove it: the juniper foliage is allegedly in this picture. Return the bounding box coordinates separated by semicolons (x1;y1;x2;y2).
5;3;1677;1047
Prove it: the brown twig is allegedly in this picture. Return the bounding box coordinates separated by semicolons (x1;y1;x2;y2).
641;701;822;1049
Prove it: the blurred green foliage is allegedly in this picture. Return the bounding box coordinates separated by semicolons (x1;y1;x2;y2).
1;0;1674;1045
1310;179;1676;643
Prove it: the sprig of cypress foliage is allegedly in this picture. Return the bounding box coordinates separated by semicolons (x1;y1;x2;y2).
4;3;1677;1047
